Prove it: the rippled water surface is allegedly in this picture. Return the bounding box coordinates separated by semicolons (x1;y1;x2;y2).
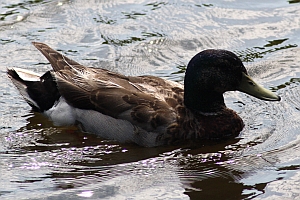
1;0;300;199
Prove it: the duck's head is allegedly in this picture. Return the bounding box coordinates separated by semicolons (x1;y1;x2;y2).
184;49;281;113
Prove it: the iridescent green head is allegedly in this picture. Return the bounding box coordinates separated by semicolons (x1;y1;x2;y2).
184;49;280;112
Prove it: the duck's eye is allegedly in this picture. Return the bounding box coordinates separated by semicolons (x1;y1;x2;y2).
248;81;255;86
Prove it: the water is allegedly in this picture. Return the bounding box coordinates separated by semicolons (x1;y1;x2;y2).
1;0;300;199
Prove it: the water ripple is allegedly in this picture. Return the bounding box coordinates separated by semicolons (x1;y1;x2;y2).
2;0;300;199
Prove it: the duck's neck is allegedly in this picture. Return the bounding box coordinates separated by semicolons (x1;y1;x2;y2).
184;90;226;113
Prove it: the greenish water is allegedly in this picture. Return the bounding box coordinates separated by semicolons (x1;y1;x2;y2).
1;0;300;199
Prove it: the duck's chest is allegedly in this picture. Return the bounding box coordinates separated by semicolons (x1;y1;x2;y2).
165;109;244;144
195;111;244;139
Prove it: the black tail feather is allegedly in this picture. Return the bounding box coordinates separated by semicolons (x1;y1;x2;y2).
7;69;60;112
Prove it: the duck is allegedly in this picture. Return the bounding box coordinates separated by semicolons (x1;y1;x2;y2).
7;42;280;147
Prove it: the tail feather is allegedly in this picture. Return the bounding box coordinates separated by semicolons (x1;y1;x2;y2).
7;68;60;112
32;42;84;72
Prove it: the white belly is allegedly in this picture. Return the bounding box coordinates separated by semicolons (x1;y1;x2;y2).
43;97;163;147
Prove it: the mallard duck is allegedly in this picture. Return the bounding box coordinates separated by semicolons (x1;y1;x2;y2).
7;42;280;147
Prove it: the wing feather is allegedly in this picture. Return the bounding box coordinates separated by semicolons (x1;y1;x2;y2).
33;42;182;132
